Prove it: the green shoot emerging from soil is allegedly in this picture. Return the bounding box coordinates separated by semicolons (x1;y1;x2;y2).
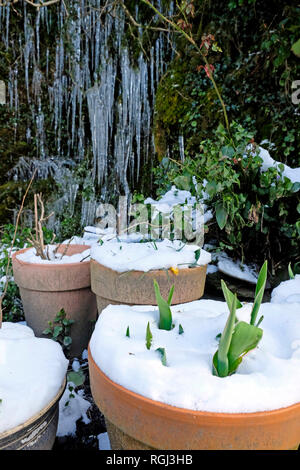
212;261;268;378
153;279;174;330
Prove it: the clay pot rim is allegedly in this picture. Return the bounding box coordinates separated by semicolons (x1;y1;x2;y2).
88;345;300;422
12;245;91;268
90;258;208;276
0;377;66;439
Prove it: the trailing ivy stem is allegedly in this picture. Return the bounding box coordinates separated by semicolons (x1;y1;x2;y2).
140;0;230;133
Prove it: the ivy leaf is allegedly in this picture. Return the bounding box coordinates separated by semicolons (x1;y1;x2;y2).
291;39;300;57
53;325;63;338
63;336;72;347
67;370;85;387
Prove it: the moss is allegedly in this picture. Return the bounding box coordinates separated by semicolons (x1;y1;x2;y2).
0;178;58;226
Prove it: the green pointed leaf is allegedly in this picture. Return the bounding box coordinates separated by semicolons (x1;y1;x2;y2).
167;285;175;306
126;326;130;338
153;280;173;331
250;261;268;325
254;260;268;299
256;315;264;328
227;321;263;375
288;262;295;280
221;279;243;310
146;322;153;350
216;293;237;377
178;324;184;335
156;347;167;366
216;203;228;230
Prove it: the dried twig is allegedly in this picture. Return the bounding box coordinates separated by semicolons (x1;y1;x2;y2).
27;193;55;260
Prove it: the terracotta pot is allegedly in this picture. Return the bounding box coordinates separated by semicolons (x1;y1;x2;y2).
0;379;66;450
88;347;300;450
12;245;97;357
91;259;208;314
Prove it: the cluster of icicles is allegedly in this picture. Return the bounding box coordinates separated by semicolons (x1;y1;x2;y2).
0;0;174;226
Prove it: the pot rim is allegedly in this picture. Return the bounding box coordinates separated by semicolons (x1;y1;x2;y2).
12;245;91;268
90;257;208;276
0;377;67;439
88;345;300;422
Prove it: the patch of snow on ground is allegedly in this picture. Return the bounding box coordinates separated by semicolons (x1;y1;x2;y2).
271;275;300;303
56;383;91;437
98;432;111;450
216;252;258;284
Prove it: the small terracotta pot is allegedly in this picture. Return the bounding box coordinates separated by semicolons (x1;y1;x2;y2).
88;347;300;450
12;245;97;357
91;259;208;314
0;378;66;450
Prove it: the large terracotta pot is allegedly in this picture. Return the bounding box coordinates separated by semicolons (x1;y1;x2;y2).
0;378;66;450
91;259;208;314
12;245;97;357
88;347;300;450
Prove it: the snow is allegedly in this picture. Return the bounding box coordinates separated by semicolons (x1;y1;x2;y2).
98;432;111;450
216;252;258;284
16;245;90;264
247;145;300;185
56;384;91;437
0;322;68;433
90;300;300;414
271;275;300;304
144;185;213;224
91;237;211;273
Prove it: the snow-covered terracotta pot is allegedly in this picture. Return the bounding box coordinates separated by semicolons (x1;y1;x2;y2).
88;350;300;450
0;379;66;450
12;244;97;357
88;300;300;450
90;238;211;313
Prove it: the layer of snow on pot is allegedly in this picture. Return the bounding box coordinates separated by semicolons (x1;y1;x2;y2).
271;275;300;304
246;145;300;184
56;383;90;437
16;245;90;264
0;322;68;433
216;252;258;284
90;300;300;413
91;236;211;273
